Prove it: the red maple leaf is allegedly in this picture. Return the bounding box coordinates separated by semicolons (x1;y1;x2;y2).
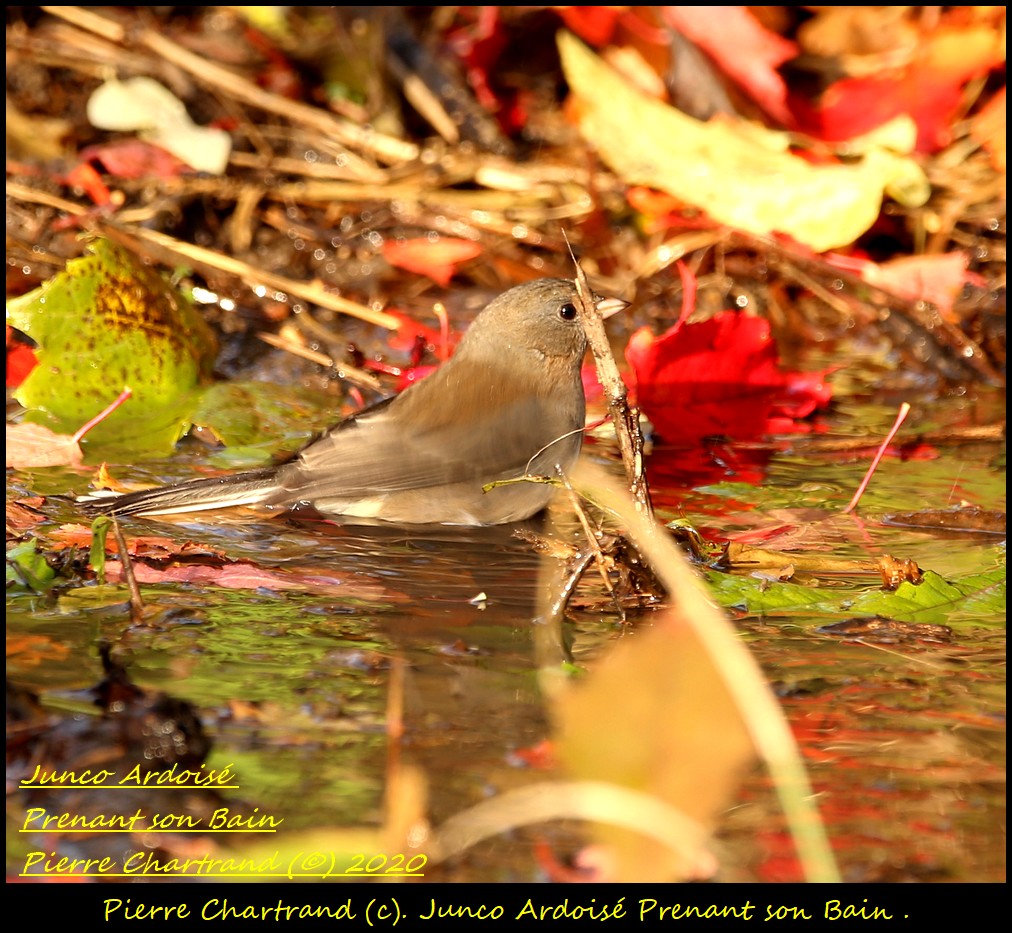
554;7;624;47
625;265;832;441
444;6;510;113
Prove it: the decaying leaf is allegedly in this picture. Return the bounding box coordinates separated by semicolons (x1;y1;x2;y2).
5;422;83;469
6;238;217;458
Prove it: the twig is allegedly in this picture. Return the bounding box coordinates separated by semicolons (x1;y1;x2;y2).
40;6;417;169
563;481;618;606
256;332;383;392
94;221;403;330
568;257;654;520
5;180;88;216
843;403;911;514
110;518;145;625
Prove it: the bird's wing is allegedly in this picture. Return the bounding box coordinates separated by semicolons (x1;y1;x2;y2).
275;386;577;503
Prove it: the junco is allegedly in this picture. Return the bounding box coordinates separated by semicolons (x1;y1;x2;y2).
85;278;626;525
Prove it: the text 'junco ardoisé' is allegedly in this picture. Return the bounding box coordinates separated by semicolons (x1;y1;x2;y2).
84;278;626;525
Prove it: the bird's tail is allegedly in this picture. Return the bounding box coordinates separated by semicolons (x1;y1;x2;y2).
80;468;281;517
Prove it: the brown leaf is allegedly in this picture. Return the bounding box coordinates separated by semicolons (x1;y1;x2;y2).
5;422;83;469
555;608;754;881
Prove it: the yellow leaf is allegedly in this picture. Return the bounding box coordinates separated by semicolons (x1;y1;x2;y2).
558;31;929;252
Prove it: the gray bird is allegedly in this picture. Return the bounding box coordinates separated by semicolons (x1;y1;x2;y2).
85;278;625;525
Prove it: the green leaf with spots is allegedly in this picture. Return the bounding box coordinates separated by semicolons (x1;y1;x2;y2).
6;238;216;458
191;380;344;466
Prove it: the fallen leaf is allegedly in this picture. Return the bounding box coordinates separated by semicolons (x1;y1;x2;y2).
50;523;228;560
62;161;113;207
554;6;623;47
87;76;232;174
445;6;510;113
101;559;388;599
792;22;1004;152
883;507;1007;536
5;422;83;469
79;139;194;179
816;617;951;644
661;6;798;125
626;311;832;441
6;325;37;387
827;251;986;320
5;497;47;531
381;237;483;287
7;238;217;458
6;633;70;666
559;31;928;251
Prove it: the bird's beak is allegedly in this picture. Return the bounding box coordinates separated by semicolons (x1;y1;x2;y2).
594;296;629;319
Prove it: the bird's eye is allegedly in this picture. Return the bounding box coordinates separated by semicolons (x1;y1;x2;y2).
559;302;578;321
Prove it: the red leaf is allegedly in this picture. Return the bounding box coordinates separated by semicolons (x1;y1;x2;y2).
381;237;483;287
555;7;624;47
101;559;384;598
827;251;985;321
626;302;832;442
62;161;113;207
6;325;37;387
79;140;193;179
508;739;557;770
381;309;453;356
445;7;509;113
662;6;798;126
791;22;1003;152
243;26;303;100
793;70;960;152
393;364;437;392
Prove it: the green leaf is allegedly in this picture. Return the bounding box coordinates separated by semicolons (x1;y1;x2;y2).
191;380;343;461
705;572;831;612
6;539;57;591
848;567;1006;626
7;238;216;458
704;563;1006;629
89;515;112;583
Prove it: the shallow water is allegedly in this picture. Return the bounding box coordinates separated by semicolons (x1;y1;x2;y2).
6;389;1005;883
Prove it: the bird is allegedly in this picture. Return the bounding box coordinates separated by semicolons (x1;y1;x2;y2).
83;278;627;525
